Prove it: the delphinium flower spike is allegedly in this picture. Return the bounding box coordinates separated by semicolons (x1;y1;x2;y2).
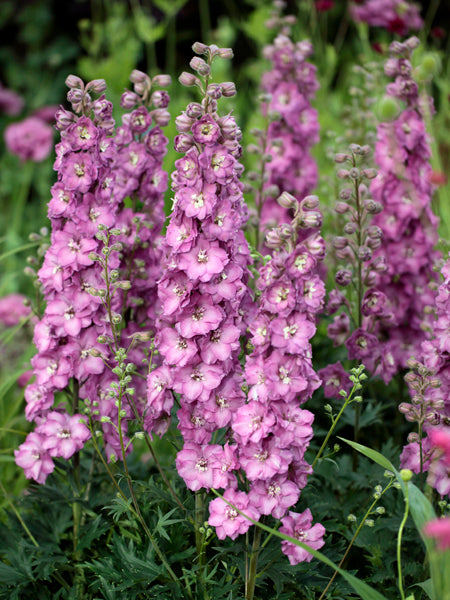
350;0;423;36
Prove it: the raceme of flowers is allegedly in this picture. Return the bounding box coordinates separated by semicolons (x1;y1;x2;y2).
258;28;320;236
15;71;171;482
370;37;440;377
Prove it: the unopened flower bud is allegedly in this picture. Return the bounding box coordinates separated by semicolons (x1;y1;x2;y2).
301;195;319;209
192;41;208;54
334;153;349;163
349;167;360;179
217;47;233;59
364;199;383;214
152;108;170;126
344;222;357;235
174;134;194;152
86;79;107;94
265;228;284;249
206;84;222;99
333;236;349;250
65;74;84;89
335;202;350;214
152;74;171;87
400;469;413;482
221;82;236;97
336;269;352;286
337;169;350;179
179;71;201;87
339;188;352;200
358;246;373;261
190;56;210;76
362;168;377;180
186;102;203;118
277;191;297;210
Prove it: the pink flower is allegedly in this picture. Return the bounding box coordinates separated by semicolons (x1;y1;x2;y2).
0;294;31;326
208;489;260;540
5;116;53;162
38;411;91;459
14;432;55;484
280;509;326;564
429;428;450;466
176;442;228;491
423;518;450;551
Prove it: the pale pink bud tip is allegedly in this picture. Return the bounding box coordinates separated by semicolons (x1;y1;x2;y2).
152;74;172;87
65;75;84;90
86;79;107;93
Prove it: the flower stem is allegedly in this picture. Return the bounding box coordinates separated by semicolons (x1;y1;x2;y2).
246;525;262;600
397;483;409;600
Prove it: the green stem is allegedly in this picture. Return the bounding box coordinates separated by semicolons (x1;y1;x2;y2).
397;483;409;600
318;481;393;600
312;395;352;470
246;525;262;600
11;161;34;239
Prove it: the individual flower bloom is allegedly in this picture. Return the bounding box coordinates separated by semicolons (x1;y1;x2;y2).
272;404;314;450
262;276;296;316
145;127;169;157
176;183;216;220
270;312;316;353
158;272;193;316
318;362;352;399
176;442;226;491
300;276;326;312
117;141;149;177
239;438;292;481
178;239;229;283
191;114;221;145
200;263;245;302
199;320;241;364
173;361;224;402
280;509;326;565
47;182;78;220
399;437;433;474
327;312;350;347
173;148;201;187
266;352;308;398
245;354;271;403
198;144;235;184
24;384;54;421
129;106;152;133
45;291;93;337
208;488;260;540
286;247;317;278
158;327;198;366
202;375;246;428
177;405;214;444
248;314;271;350
63;116;99;150
428;457;450;497
146;365;174;416
38;411;91;459
0;294;31;327
60;151;98;193
361;288;391;317
249;477;300;519
64;329;106;380
4;116;53;162
429;428;450;466
53;223;98;271
14;432;55;484
165;214;198;252
31;352;72;389
345;328;380;369
232;401;276;445
423;518;450;551
176;294;225;338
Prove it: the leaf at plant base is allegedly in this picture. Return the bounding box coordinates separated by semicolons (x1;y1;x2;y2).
338;438;397;473
413;579;433;599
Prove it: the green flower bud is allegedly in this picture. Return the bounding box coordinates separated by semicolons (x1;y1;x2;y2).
377;96;401;122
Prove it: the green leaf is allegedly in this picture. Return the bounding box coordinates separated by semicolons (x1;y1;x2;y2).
413;579;433;599
338;438;397;473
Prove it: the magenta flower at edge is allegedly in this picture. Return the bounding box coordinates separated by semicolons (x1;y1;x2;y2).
4;116;53;162
423;518;450;551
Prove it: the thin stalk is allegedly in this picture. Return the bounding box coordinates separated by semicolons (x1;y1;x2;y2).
312;394;353;470
318;481;393;600
353;167;363;470
245;525;262;600
397;483;409;600
10;161;34;240
195;491;208;599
